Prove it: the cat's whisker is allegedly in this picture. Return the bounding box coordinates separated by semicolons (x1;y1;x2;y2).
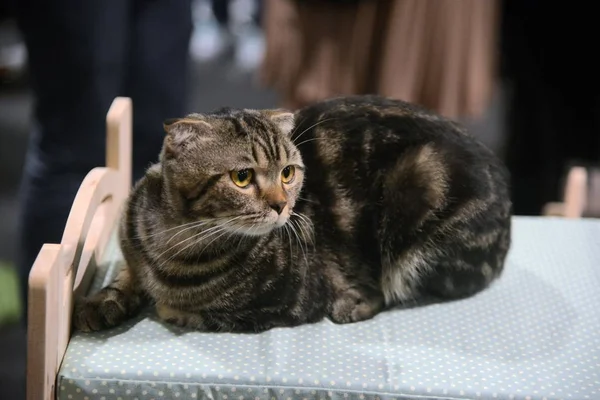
288;219;308;268
157;224;227;265
155;215;245;263
297;196;318;204
250;223;262;236
292;211;313;228
292;211;313;230
292;217;309;246
294;136;333;148
235;221;256;252
196;228;235;260
283;224;293;263
288;220;309;282
134;219;212;241
134;214;246;242
164;229;228;267
292;117;337;144
161;221;238;266
187;216;253;262
286;221;299;253
164;220;217;245
224;221;250;246
293;212;315;247
194;222;243;265
289;116;309;137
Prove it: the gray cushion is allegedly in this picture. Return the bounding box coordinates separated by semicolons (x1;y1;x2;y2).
57;217;600;400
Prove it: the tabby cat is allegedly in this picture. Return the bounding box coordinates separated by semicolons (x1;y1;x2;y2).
73;95;511;333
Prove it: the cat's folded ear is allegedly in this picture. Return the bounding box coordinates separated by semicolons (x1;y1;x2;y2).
265;110;295;136
162;118;212;159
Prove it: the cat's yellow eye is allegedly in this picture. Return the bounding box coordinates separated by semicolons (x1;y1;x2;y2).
281;165;296;184
231;169;253;188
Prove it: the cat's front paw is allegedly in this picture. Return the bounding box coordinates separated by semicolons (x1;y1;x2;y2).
73;296;128;332
156;304;205;330
328;288;384;324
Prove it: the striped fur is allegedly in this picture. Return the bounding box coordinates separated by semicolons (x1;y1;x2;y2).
73;95;511;333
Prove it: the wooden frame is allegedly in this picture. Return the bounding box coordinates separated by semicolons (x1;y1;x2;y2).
26;97;132;400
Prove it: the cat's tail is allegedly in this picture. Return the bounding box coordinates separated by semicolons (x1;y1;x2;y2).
72;267;146;332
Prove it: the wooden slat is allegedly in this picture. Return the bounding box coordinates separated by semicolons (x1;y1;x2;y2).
26;97;133;400
27;244;61;400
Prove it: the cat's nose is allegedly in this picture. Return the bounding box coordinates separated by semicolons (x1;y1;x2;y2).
269;201;287;215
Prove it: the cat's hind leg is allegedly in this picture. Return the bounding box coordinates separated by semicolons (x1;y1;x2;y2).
377;144;451;305
420;223;511;300
420;263;493;300
73;267;145;332
381;242;505;305
381;215;511;305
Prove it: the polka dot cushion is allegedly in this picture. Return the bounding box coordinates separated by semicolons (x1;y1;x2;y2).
58;217;600;400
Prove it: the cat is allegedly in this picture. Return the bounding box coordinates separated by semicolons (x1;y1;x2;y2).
73;95;512;333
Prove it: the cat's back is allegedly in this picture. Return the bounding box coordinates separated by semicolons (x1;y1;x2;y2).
292;95;494;169
293;95;462;144
293;95;506;195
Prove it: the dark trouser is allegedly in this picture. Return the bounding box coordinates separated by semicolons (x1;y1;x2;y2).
212;0;230;25
14;0;192;321
500;1;600;215
211;0;262;27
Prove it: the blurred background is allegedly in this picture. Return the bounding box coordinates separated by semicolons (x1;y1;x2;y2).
0;0;597;398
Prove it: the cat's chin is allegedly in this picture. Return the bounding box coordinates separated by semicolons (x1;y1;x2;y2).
236;215;289;237
238;224;278;236
274;214;289;228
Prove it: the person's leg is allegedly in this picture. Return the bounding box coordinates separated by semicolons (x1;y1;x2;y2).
14;0;132;320
126;0;193;182
15;0;193;318
212;0;229;27
253;0;263;26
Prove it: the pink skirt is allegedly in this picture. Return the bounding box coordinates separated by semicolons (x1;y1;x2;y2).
260;0;499;119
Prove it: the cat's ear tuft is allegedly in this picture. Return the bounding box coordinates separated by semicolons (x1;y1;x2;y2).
267;110;295;136
162;118;212;159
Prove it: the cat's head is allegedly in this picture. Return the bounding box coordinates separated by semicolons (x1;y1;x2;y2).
159;107;303;236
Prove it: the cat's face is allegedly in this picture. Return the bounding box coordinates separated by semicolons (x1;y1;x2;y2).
160;108;303;236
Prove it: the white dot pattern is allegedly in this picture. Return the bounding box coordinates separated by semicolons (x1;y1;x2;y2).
58;217;600;400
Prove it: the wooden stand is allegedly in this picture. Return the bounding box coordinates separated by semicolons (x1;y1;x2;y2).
26;97;132;400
